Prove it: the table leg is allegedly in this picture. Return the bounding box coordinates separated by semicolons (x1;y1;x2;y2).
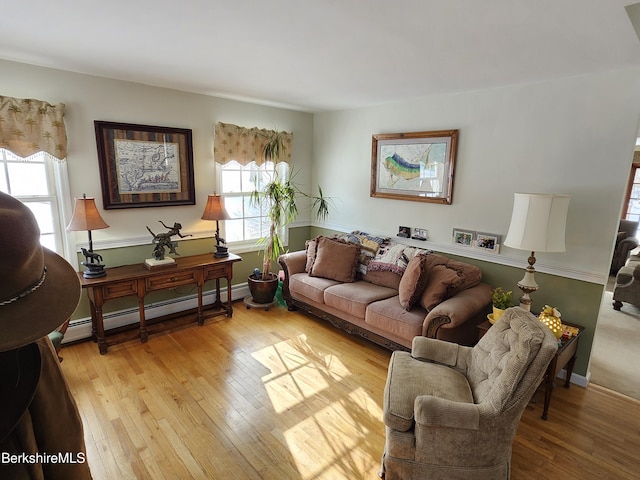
541;358;557;420
197;284;204;326
564;355;577;388
226;273;233;317
89;300;98;342
95;304;108;355
138;296;148;343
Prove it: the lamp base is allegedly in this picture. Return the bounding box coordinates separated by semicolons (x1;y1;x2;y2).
214;245;229;258
82;262;106;278
516;260;539;312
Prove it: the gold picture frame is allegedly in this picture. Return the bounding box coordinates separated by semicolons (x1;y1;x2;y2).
371;130;458;204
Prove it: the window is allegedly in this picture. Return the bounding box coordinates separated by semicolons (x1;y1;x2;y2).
0;148;68;255
218;160;289;244
624;164;640;223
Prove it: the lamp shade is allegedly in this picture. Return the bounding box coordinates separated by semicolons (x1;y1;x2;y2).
504;193;569;253
66;195;109;231
201;194;230;221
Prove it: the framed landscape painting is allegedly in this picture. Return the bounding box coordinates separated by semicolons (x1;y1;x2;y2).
95;121;195;209
371;130;458;204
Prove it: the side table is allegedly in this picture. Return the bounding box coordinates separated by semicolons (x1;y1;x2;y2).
477;318;584;420
79;253;242;354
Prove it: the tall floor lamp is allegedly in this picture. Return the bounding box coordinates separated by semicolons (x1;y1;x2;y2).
66;194;110;278
201;194;231;258
503;193;570;311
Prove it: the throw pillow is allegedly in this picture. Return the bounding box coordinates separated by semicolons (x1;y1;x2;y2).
309;236;361;282
444;259;482;296
398;254;431;310
419;264;464;311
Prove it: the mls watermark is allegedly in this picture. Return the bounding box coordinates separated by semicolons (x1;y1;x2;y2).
2;451;86;465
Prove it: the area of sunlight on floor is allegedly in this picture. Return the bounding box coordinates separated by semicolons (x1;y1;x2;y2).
252;334;384;479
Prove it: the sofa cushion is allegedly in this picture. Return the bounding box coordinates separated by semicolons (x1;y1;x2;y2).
288;272;340;304
360;269;402;290
366;296;426;343
309;236;361;283
324;282;398;318
384;350;473;432
398;254;431;310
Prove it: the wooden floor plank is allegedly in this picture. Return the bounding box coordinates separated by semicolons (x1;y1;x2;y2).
60;302;640;479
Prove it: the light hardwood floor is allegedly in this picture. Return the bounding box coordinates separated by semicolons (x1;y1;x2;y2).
60;303;640;479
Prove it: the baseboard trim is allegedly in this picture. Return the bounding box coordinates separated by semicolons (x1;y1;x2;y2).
64;283;251;344
557;369;589;388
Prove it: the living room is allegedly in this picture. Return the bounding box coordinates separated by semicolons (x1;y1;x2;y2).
1;1;640;478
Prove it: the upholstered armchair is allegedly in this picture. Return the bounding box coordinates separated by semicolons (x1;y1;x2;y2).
379;307;558;480
611;219;639;275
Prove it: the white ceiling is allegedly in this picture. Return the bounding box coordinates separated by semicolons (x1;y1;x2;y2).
2;0;640;112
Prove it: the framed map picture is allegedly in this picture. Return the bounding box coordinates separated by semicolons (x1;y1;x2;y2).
95;121;195;209
371;130;458;204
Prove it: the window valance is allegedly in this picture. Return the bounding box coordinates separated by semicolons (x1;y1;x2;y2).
214;122;292;166
0;95;67;161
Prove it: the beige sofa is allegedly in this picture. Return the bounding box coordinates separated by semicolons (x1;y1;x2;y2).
279;232;492;351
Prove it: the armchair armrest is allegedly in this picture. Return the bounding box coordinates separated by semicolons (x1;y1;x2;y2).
411;336;462;367
414;395;480;430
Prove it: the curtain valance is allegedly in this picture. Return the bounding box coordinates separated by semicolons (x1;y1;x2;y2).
214;122;292;166
0;95;67;161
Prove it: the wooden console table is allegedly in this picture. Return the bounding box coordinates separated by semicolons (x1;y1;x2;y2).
79;253;241;354
477;318;584;420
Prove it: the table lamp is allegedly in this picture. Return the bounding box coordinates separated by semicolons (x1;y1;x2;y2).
503;193;570;311
66;194;110;278
201;194;231;258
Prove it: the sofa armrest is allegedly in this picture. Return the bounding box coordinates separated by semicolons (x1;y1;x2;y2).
423;282;492;336
278;250;307;276
278;251;308;309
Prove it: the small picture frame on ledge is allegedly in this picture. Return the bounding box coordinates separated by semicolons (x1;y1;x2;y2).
412;228;428;241
452;228;474;246
398;226;411;238
475;232;501;253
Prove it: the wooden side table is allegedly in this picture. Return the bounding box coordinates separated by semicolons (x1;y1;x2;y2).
79;253;242;354
477;318;584;420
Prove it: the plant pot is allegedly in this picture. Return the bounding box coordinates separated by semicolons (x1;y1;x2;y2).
492;306;505;323
247;273;279;304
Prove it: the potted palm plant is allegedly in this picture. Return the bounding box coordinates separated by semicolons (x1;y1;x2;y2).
248;131;330;304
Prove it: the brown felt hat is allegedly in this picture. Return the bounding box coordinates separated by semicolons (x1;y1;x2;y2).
0;192;81;352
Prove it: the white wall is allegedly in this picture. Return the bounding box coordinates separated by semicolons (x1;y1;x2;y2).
0;59;314;251
313;69;640;283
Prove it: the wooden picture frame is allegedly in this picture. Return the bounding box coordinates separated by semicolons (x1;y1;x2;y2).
371;130;458;204
94;121;195;209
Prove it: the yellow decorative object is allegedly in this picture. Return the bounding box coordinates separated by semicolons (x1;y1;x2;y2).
538;305;563;339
